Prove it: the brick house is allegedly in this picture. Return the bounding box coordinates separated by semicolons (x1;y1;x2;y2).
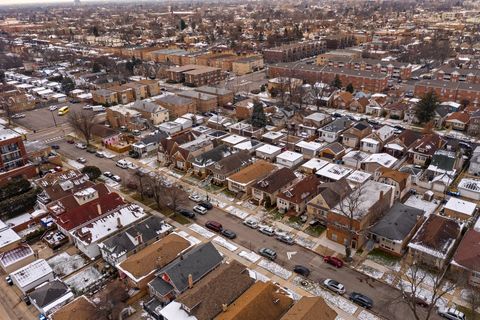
227;160;277;195
307;178;351;225
251;167;297;206
374;167;412;200
342;121;372;148
451;223;480;286
277;175;322;216
154;95;196;118
408;134;446;166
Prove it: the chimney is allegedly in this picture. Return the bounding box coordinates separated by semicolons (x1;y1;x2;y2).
188;274;193;289
222;304;228;312
117;217;122;228
379;191;384;201
97;203;102;216
136;231;143;244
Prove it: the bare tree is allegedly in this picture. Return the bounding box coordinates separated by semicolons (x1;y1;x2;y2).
129;169;148;201
464;284;480;320
165;186;186;213
67;110;97;146
145;174;165;210
97;280;129;320
145;174;186;212
0;96;15;126
399;261;455;320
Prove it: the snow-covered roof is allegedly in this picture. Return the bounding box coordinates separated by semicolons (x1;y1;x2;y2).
458;178;480;193
0;245;34;268
11;259;53;288
316;163;353;181
262;131;284;140
276;151;303;163
296;140;323;151
362;153;397;168
404;195;439;217
256;144;282;155
361;137;380;145
221;134;247;145
301;158;329;171
0;228;21;248
444;198;476;216
0;129;21;141
347;170;372;184
160;301;196;320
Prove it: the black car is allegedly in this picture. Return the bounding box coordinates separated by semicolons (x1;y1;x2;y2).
221;229;236;239
199;201;213;210
86;147;97;153
293;265;310;277
22;295;31;305
178;209;195;219
349;292;373;309
51;144;60;150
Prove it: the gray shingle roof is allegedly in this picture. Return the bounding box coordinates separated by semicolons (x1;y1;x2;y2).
28;280;70;308
370;202;424;241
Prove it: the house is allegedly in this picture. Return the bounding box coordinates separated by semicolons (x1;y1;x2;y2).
316;163;353;182
209;151;253;185
92;88;118;105
191;144;234;177
361;153;398;173
256;144;283;161
365;99;384;116
233;139;263;154
424;149;457;186
229;122;264;139
122;82;148;100
443;198;477;221
154;95;196;118
227;160;277;195
307;178;351;224
214;281;293;320
157;132;201;166
148;242;223;302
92;124;122;147
409;134;445;166
277;174;321;216
28;280;74;315
374;167;412;200
0;244;35;273
251;167;297;206
318;117;352;143
346;170;372;187
360;126;395;153
299;158;329;174
172;137;215;171
133;131;168;158
295;141;323;159
50;296;103;320
0;225;21;254
130;100;169;125
468;110;480;136
342;150;369;169
327;180;394;249
280;297;337;320
318;142;346;161
98;216;172;266
117;233;191;290
304;112;332;127
72;204;147;260
369;203;425;256
10;259;54;294
276;151;303;168
469;146;480;175
330;91;353;109
458;178;480;200
342;121;372;148
451;221;480;286
445;112;470;131
262;131;285;145
348;96;369;113
384;101;410;120
172;261;254;320
408;214;462;269
384;129;423;158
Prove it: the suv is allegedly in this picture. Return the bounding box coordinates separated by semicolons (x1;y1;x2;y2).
276;234;295;245
199;201;213;210
193;205;208;215
324;256;344;268
323;279;346;295
178;209;195;219
293;265;310;277
349;292;373;309
437;307;466;320
116;159;129;169
205;221;222;232
258;247;277;261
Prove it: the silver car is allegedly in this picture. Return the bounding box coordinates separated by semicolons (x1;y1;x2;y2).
323;279;346;295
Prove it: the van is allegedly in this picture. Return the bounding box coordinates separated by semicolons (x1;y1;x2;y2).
116;159;129;169
92;105;106;112
205;221;222;232
58;106;69;116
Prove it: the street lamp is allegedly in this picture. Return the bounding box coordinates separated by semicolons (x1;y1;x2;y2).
50;109;57;127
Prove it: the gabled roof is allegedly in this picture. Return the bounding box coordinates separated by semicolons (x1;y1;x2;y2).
253;167;297;194
192;144;234;167
321;142;345;155
395;129;423;149
320;117;352;133
277;174;321;204
227;160;277;185
452;227;480;272
316;178;351;209
51;295;103;320
370;202;424;241
280;297;337;320
446;112;470;124
28;280;71;308
142;131;168;146
176;260;254;320
377;167;410;189
412;134;445;156
209;150;253;175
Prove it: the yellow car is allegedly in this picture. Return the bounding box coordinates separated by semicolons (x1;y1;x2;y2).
57;106;69;116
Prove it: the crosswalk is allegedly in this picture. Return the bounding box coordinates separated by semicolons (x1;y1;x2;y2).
42;136;64;143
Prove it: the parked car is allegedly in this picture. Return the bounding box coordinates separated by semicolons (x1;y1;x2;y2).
276;234;295;245
193;205;208;215
5;276;13;286
66;139;75;144
111;175;121;182
221;229;236;239
82;105;92;110
39;314;47;320
77;157;87;164
51;144;60;150
103;171;114;178
406;293;430;308
11;113;25;119
116;159;129;169
437;307;466;320
349;292;373;309
199;201;213;210
258;225;275;236
323;279;346;295
86;147;97;153
23;295;31;305
189;194;202;202
324;256;344;268
258;247;277;261
309;219;325;227
447;191;460;197
205;220;223;232
49;105;58;111
75;142;87;149
243;218;259;229
178;209;195;219
293;265;310;277
95;151;105;158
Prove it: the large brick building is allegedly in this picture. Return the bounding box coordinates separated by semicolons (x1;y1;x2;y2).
268;63;389;92
434;66;480;83
0;129;28;172
414;80;480;104
263;41;326;63
166;64;223;87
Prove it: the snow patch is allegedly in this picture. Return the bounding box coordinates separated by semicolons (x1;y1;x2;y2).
213;236;238;252
238;250;261;263
188;224;215;239
258;259;292;280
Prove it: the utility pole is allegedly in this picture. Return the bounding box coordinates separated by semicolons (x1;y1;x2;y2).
50;109;57;127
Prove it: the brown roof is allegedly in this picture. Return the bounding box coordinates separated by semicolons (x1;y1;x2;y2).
176;260;254;320
396;129;423;149
446;112;470;123
280;297;337;320
412;134;445;156
47;183;110;213
315;178;351;209
227;160;277;185
321;142;345;155
209;150;253;175
452;228;480;272
50;296;104;320
253;167;297;194
377;167;410;189
277;175;321;204
214;281;293;320
118;233;190;279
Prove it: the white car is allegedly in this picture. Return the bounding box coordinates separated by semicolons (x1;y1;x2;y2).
49;105;58;111
111;175;122;182
116;159;129;169
258;225;275;236
323;279;346;295
82;105;92;110
243;218;259;229
193;205;207;215
11;113;25;119
75;143;87;149
437;307;466;320
189;194;202;202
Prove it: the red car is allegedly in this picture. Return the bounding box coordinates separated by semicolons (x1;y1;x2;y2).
324;256;344;268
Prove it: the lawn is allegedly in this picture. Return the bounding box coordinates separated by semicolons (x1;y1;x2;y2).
269;209;284;221
367;248;401;267
287;216;305;230
168;213;191;225
304;225;325;237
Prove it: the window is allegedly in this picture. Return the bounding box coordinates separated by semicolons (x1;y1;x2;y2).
331;233;337;241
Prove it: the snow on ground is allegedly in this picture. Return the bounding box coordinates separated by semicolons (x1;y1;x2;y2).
358;310;381;320
247;269;270;282
384;273;396;285
405;267;436;287
177;231;201;245
218;192;235;203
213;236;238;252
238;250;261;263
102;151;116;159
294;235;316;249
335;317;345;320
258;259;292;280
224;205;250;219
66;159;85;170
65;266;102;292
188;224;215;239
356;263;384;280
47;252;86;277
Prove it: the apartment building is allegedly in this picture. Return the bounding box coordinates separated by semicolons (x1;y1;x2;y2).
414;80;480;103
263;41;326;63
166;65;223;87
0;129;28;172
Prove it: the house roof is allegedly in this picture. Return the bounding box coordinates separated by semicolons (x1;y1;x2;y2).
118;233;191;280
192;144;233;168
280;296;337;320
370;202;424;241
430;150;456;172
277;175;321;204
214;281;293;320
396;130;423;149
377;167;410;189
176;260;254;320
320;117;352;133
321;142;345;155
452;227;480;272
28;280;71;308
11;259;53;288
412;134;445;156
444;198;476;216
209;150;253;175
446;112;470;124
408;214;462;259
315;178;351;209
47;183;110;213
227;160;277;185
154;242;223;295
50;296;104;320
253;167;297;194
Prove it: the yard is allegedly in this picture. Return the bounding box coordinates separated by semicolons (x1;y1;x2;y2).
304;225;325;237
367;249;401;270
